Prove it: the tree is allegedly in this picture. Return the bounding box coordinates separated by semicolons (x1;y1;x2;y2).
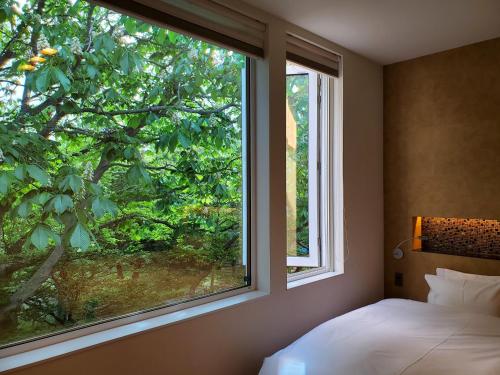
0;0;245;341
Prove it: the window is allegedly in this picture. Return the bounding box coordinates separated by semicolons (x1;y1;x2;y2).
286;60;343;282
0;0;251;348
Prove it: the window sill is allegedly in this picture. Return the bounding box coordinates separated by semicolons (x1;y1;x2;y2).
287;271;343;289
0;290;268;372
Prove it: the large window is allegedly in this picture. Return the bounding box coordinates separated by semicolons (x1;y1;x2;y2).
286;60;342;280
0;0;250;348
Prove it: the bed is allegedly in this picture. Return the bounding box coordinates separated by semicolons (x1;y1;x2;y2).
259;298;500;375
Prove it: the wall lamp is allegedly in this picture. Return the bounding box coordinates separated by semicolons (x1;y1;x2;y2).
392;236;428;260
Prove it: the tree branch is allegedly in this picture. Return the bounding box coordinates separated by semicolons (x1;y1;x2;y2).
39;110;64;138
30;0;47;55
25;97;58;116
84;4;96;52
0;79;23;86
0;20;26;68
100;213;176;230
79;103;236;117
110;162;177;172
18;0;46;114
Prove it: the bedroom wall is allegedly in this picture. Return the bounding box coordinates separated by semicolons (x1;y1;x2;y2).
384;37;500;301
7;4;384;375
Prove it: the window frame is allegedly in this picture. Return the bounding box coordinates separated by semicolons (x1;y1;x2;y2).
0;0;346;365
0;50;257;362
286;64;344;285
285;64;321;268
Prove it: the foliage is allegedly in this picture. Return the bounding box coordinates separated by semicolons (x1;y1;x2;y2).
0;0;246;345
286;73;310;255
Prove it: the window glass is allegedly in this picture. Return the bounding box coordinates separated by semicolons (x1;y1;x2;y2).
286;62;320;273
286;73;309;257
0;0;249;347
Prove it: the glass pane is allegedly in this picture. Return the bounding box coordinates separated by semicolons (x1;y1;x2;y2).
0;0;249;347
286;72;310;258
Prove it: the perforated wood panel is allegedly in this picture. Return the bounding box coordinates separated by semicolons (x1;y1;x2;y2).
420;217;500;260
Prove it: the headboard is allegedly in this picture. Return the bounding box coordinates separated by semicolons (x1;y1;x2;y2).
415;216;500;260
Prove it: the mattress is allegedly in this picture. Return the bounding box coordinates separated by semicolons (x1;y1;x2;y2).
259;298;500;375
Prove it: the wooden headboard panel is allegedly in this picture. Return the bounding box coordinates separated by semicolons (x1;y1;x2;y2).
388;250;500;302
415;216;500;260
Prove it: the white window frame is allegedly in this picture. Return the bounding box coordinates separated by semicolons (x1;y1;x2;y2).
0;47;259;364
286;62;344;285
286;64;320;268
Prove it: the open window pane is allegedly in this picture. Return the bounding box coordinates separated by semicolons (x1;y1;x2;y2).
0;0;250;348
286;62;320;270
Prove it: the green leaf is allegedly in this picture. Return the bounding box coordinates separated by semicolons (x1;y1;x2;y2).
32;192;52;205
35;68;51;92
68;2;79;16
58;174;83;193
123;146;136;160
4;145;19;159
95;33;115;52
0;172;13;194
86;64;99;79
157;134;169;151
70;223;91;251
91;197;118;218
88;182;103;196
155;29;167;44
14;165;26;180
215;183;227;197
119;51;131;74
127;164;151;185
16;201;32;218
124;18;136;34
131;53;143;71
31;225;51;251
61;101;77;113
52;67;71;91
178;133;191;148
191;121;202;133
27;165;50;186
0;9;7;24
105;88;119;100
146;112;158;125
103;34;116;51
127;116;142;128
167;30;177;44
137;21;150;33
168;132;178;152
51;194;73;214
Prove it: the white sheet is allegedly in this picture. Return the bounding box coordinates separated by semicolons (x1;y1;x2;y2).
259;299;500;375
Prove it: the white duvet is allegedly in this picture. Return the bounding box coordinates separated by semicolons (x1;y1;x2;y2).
259;299;500;375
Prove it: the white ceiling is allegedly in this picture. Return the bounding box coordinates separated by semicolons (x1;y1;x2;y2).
246;0;500;65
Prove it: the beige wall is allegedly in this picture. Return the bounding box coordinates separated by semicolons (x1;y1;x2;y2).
384;38;500;301
8;5;384;375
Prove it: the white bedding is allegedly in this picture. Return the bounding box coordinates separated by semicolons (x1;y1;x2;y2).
259;299;500;375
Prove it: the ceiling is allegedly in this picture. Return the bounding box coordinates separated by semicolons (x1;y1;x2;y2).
246;0;500;65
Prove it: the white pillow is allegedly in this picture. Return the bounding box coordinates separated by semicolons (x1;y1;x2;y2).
436;268;500;282
425;274;500;317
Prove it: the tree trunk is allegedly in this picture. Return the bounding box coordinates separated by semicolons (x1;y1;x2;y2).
210;265;216;292
0;245;64;320
188;268;210;297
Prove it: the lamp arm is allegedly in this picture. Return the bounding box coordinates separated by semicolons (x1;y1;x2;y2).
394;235;428;250
392;235;428;260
